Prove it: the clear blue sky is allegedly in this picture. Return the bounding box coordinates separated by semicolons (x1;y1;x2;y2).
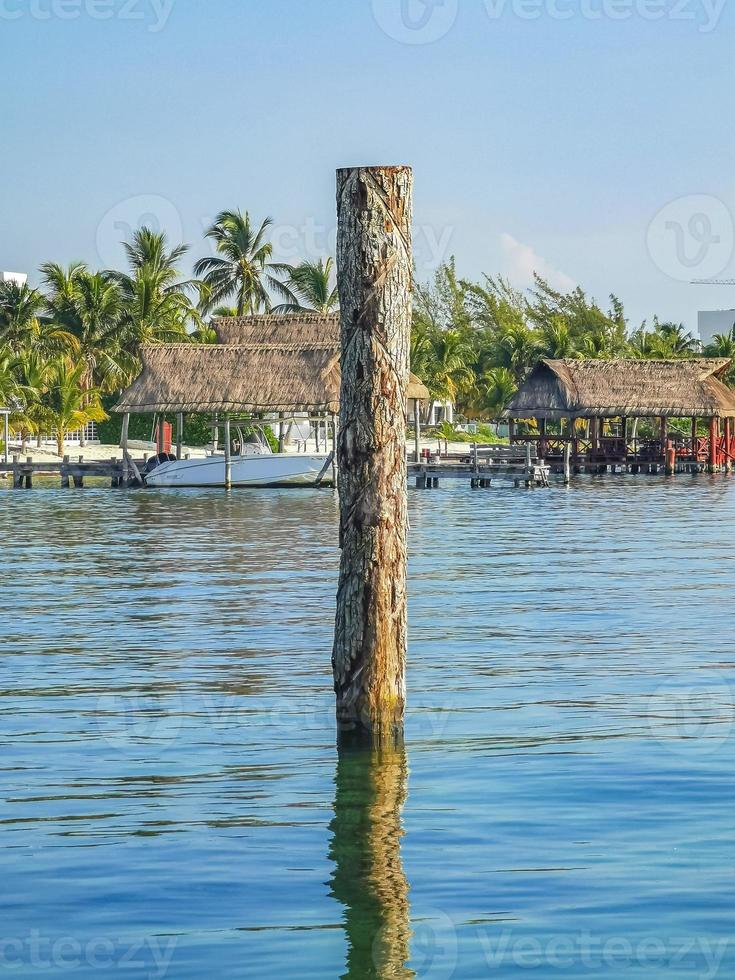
2;0;735;332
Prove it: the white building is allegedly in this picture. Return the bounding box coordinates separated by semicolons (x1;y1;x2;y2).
698;309;735;347
1;271;28;286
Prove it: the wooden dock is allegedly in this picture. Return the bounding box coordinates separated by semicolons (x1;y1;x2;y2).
0;455;144;489
409;445;551;489
2;445;553;491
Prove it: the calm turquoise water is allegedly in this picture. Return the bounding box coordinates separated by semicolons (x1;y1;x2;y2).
2;478;735;978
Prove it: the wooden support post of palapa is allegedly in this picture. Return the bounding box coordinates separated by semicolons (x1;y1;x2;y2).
224;414;232;489
331;412;339;486
120;413;130;486
176;412;184;461
333;164;413;743
709;416;719;473
563;441;572;485
413;398;421;463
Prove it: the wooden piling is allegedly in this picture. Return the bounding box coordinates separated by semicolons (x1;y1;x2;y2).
726;418;732;473
224;415;232;489
332;165;412;743
413;399;421;463
331;411;339;486
563;441;572;485
709;417;719;473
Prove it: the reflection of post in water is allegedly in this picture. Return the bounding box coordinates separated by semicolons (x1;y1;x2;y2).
329;745;414;979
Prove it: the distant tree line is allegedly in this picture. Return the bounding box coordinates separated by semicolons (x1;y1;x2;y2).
411;258;735;419
3;217;733;454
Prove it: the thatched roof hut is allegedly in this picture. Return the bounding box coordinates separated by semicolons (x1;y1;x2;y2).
114;343;429;414
213;313;340;347
505;358;735;419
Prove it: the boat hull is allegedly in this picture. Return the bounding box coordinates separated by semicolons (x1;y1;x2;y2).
144;454;333;488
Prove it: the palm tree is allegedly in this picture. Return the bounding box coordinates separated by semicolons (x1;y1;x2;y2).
480;366;517;418
493;322;541;382
0;280;73;356
42;359;106;458
112;229;199;373
0;281;44;351
274;258;339;314
705;329;735;358
194;210;294;315
639;320;700;358
42;264;129;394
425;328;475;406
12;349;52;449
538;318;576;359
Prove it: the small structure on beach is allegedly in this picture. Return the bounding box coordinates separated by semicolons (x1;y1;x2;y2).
113;314;430;475
212;313;436;427
505;358;735;473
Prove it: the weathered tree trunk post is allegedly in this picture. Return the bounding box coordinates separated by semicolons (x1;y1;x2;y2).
176;412;184;460
333;165;413;743
3;412;8;465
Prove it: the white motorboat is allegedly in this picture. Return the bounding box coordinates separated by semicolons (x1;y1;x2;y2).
142;430;333;489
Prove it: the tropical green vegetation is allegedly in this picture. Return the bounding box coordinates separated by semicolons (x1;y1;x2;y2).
0;213;340;454
411;258;719;417
1;217;728;456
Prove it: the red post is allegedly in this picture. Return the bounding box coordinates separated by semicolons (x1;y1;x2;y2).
157;421;173;454
726;418;732;473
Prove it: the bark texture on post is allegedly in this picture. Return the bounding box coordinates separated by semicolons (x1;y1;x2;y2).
333;165;413;742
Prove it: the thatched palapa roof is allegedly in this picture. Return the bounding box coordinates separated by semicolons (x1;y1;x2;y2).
114;342;429;414
213;313;340;347
505;358;735;419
